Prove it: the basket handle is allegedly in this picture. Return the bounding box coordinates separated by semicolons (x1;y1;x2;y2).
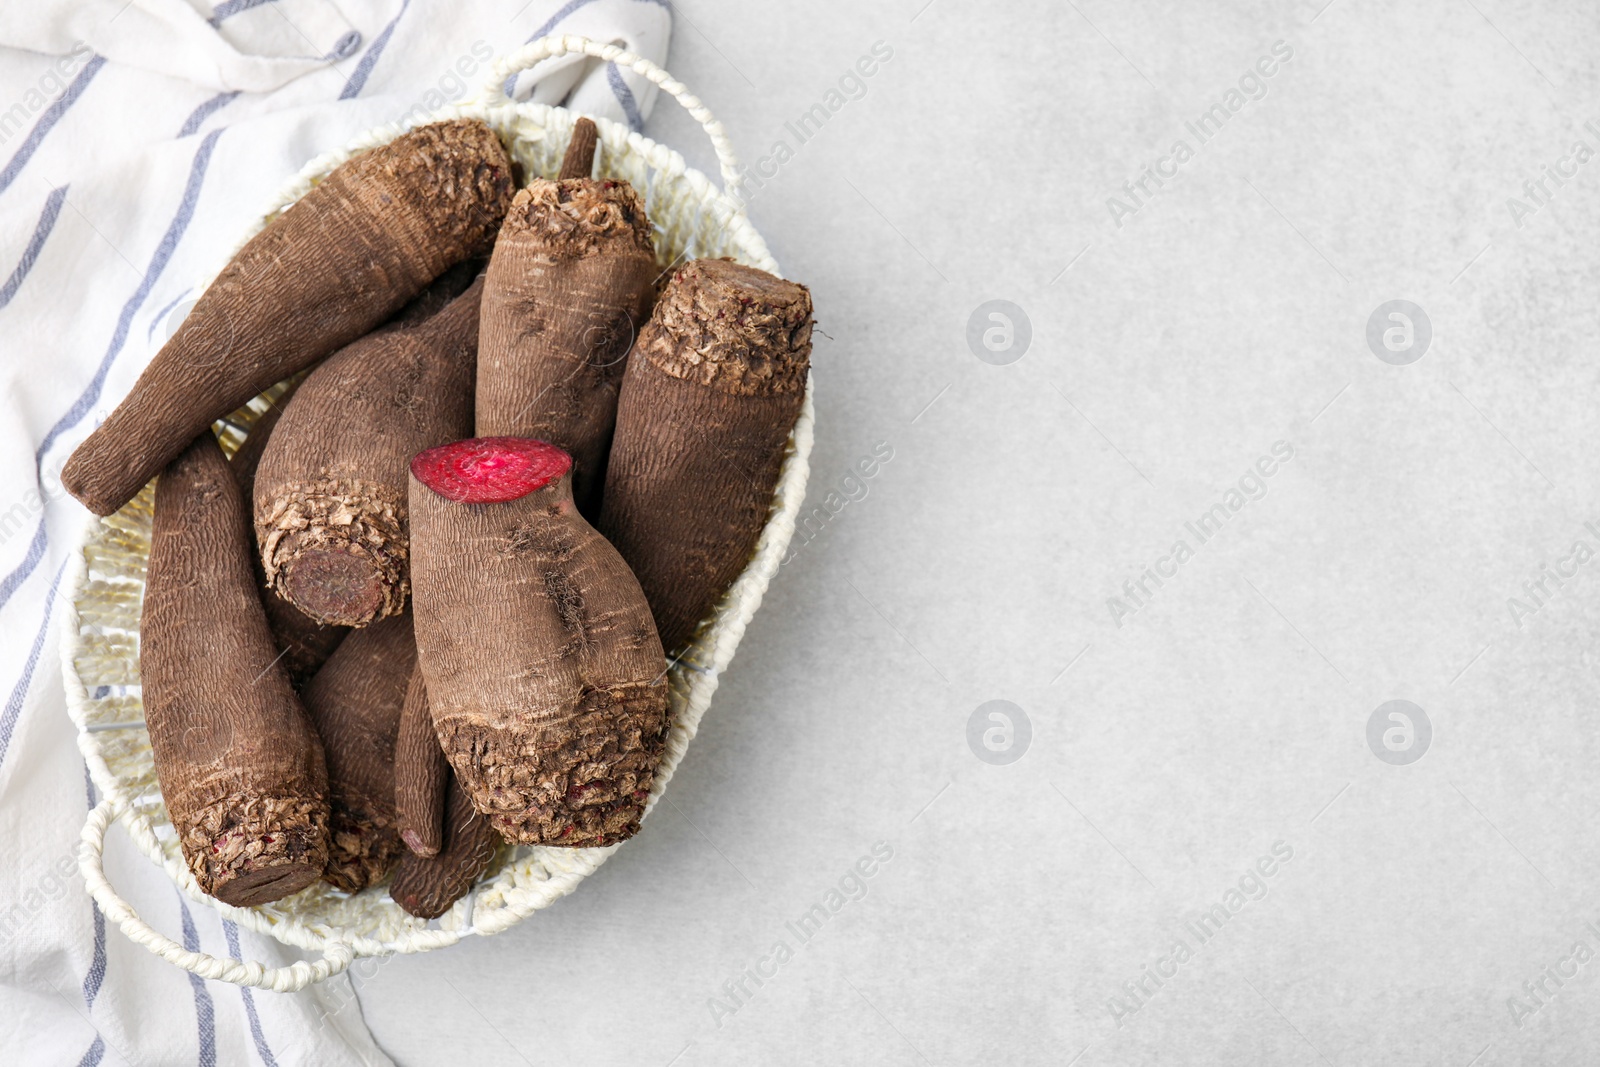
479;34;747;203
78;798;356;991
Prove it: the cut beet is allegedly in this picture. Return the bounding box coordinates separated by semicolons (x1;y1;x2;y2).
410;437;573;504
282;548;387;626
407;440;668;847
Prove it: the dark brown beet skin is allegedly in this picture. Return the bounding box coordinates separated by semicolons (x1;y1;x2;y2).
390;774;499;919
559;118;599;181
408;438;669;847
598;258;813;653
254;279;483;628
142;432;330;907
228;388;348;686
301;611;417;892
394;666;448;858
63;119;513;517
474;156;658;516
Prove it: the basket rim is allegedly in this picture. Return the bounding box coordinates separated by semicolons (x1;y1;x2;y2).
63;98;813;963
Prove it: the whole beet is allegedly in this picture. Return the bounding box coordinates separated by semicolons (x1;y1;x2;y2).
142;432;330;906
64;119;513;517
599;259;813;653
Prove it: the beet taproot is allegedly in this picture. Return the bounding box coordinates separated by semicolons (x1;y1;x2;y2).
408;437;668;846
254;277;482;627
559;117;599;181
389;773;499;919
598;259;813;653
63;119;513;517
394;665;448;858
142;432;329;906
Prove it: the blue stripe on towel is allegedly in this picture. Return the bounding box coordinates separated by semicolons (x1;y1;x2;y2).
502;0;595;99
146;289;192;342
529;0;671;43
178;899;218;1067
0;520;48;613
207;0;278;27
224;921;280;1067
0;561;66;771
338;0;411;100
0;57;107;199
83;862;106;1007
0;185;69;311
179;92;241;139
506;0;671;104
208;1;356;61
74;1036;105;1067
606;63;643;131
82;765;108;1009
35;128;224;465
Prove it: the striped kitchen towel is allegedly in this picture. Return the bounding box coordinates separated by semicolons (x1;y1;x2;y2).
0;1;671;1064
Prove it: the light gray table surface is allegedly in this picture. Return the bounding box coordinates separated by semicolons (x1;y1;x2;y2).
361;2;1600;1063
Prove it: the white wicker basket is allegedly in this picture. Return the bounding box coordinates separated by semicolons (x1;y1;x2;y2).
62;36;814;992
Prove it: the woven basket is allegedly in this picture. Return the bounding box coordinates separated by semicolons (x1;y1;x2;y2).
62;35;813;992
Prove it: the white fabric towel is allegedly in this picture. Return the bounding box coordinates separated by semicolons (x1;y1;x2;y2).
0;1;671;1063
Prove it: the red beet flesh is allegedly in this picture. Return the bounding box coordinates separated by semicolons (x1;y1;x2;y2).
410;438;573;503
